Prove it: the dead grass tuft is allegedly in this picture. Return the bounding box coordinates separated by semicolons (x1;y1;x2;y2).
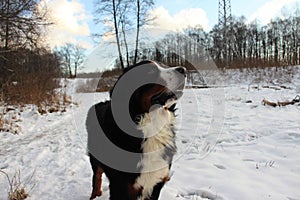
0;112;3;131
0;170;33;200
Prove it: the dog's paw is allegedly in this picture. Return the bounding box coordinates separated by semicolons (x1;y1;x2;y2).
90;190;102;200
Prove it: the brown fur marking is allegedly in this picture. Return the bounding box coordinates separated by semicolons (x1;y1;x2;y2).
162;175;170;183
128;183;143;200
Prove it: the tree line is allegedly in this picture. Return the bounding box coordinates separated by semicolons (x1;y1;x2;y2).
103;5;299;69
213;14;300;68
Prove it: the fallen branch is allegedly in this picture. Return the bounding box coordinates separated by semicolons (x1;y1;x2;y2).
262;99;277;107
262;95;300;107
277;101;295;106
293;95;300;103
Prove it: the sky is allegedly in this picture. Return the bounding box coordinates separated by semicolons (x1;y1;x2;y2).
42;0;299;71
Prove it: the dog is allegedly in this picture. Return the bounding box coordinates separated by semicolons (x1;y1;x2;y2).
86;60;186;200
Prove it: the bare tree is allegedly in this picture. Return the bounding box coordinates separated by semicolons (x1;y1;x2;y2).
0;0;52;78
133;0;154;64
57;43;86;78
73;45;85;77
0;0;51;50
94;0;155;69
119;1;131;67
0;0;54;100
94;0;125;70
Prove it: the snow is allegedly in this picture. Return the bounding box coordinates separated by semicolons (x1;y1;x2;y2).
1;67;300;200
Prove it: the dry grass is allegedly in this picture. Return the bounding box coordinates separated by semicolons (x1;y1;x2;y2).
101;68;122;77
0;112;3;131
2;72;59;106
215;58;294;69
0;75;74;133
0;102;21;134
0;94;4;131
1;72;74;116
0;170;33;200
37;91;73;115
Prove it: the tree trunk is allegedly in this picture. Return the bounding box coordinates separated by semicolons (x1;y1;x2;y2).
134;0;140;65
4;0;10;50
68;65;72;78
121;19;130;67
112;0;124;71
3;0;10;69
74;62;77;78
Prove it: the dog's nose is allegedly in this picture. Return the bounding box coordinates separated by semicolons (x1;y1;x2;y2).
175;67;186;76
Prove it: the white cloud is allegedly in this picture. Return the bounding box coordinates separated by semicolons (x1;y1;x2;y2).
147;7;209;31
41;0;92;49
249;0;298;24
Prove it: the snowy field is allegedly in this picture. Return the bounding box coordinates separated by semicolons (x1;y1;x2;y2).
1;67;300;200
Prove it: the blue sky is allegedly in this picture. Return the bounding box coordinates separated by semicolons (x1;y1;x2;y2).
43;0;299;71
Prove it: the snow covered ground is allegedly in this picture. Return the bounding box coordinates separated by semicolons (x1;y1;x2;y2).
1;67;300;200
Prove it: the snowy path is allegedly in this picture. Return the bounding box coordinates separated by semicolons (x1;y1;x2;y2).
0;93;109;200
1;85;300;200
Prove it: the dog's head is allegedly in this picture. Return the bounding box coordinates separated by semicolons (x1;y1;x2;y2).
110;60;186;122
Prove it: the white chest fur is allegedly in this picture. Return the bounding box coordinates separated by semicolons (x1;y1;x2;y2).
135;107;176;199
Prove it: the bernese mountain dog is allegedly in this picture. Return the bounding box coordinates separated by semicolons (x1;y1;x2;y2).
86;60;186;200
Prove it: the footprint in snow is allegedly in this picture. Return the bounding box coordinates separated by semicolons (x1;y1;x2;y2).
178;189;226;200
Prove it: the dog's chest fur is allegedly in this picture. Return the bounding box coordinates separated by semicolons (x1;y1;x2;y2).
134;107;176;199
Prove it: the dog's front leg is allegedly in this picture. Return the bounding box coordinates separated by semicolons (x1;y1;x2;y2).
90;166;104;200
